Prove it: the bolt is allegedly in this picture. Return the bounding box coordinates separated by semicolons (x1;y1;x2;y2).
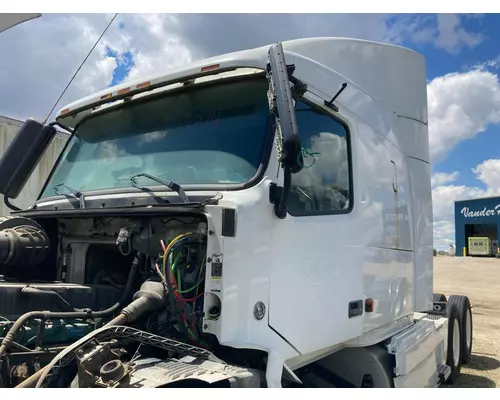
253;301;266;320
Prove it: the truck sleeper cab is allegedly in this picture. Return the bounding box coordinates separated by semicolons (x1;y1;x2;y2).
0;38;473;388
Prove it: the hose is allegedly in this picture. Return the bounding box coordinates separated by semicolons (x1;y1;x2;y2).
21;286;77;312
10;341;32;353
17;279;166;389
16;315;126;389
14;367;44;388
16;314;126;389
0;254;140;362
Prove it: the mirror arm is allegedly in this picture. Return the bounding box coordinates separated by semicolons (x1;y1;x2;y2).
49;121;74;134
4;196;20;212
274;168;292;219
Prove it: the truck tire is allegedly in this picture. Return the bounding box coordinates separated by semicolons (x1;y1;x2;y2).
445;303;462;383
433;293;447;302
448;295;473;365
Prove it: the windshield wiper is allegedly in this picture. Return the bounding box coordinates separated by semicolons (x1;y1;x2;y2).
53;183;86;209
130;173;190;204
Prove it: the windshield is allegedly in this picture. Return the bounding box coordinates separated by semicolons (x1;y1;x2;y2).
40;78;271;199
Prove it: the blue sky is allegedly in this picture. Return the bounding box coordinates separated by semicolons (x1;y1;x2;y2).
1;13;499;249
393;15;499;182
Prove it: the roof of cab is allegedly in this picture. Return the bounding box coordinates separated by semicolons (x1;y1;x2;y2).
57;37;427;123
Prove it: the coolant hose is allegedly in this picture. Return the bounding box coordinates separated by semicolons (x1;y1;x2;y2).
17;280;167;388
0;254;141;363
21;286;77;312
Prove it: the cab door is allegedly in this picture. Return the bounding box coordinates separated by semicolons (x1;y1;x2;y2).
265;44;363;355
267;97;363;355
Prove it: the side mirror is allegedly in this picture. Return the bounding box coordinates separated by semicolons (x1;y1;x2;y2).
267;42;303;174
0;118;56;200
267;42;307;219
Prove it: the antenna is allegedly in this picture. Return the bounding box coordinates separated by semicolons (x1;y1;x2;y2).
43;13;118;124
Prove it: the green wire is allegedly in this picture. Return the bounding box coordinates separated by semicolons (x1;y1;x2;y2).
185;321;210;347
171;251;203;294
177;269;182;293
176;280;203;294
169;244;210;347
298;147;321;169
169;244;211;347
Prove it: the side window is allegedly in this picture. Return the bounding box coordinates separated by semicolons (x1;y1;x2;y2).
288;102;352;216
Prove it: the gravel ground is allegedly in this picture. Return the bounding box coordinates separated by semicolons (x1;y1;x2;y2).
434;256;500;388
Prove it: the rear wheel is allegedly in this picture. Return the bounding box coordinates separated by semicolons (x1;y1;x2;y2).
448;295;473;364
445;303;462;383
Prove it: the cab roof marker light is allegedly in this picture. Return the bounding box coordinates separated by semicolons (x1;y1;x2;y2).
136;81;151;89
117;87;131;95
201;64;220;72
100;93;112;100
60;108;70;115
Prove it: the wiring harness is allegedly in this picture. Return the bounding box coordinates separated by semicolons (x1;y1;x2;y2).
152;232;210;348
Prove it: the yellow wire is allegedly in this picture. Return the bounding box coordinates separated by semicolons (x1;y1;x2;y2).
162;232;193;276
196;256;207;296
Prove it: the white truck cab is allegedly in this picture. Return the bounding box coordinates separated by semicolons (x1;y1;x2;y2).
0;38;473;388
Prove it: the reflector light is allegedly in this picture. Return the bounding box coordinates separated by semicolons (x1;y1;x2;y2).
365;298;375;313
117;87;131;95
201;64;220;72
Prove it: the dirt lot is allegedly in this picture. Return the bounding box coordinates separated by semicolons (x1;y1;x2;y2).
434;256;500;388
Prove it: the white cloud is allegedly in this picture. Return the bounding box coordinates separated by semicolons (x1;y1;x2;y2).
472;159;500;191
0;13;194;122
387;14;484;55
427;68;500;164
432;183;484;222
431;159;500;250
0;14;124;121
114;14;194;82
425;55;500;249
473;56;500;71
431;184;484;250
0;13;486;123
431;171;460;188
433;220;456;249
433;14;484;54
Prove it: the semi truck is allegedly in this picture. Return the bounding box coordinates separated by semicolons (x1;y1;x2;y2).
0;37;473;388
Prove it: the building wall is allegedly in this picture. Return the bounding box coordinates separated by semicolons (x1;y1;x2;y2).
455;196;500;256
0;116;68;216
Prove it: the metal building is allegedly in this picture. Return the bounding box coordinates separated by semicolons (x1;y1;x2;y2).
455;196;500;257
0;116;68;216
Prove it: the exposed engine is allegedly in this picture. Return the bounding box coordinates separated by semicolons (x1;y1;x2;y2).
0;214;262;388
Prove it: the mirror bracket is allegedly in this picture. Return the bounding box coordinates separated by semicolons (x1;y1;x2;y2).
4;197;20;212
266;42;306;219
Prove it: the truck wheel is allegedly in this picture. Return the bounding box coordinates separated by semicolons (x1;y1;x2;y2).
433;293;447;302
448;295;473;365
445;303;462;383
